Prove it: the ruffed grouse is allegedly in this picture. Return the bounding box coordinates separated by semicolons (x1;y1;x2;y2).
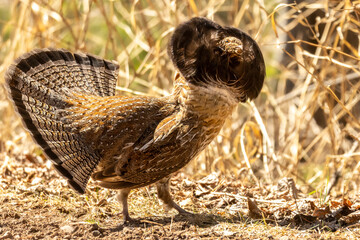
6;17;265;221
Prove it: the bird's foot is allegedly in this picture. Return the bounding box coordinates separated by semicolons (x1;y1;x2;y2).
172;202;192;216
162;200;193;216
121;213;140;224
117;214;140;228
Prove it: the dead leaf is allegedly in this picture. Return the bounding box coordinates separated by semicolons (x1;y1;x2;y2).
96;199;107;207
312;205;331;218
343;198;353;208
247;197;263;219
339;210;360;225
332;205;355;220
330;200;342;208
309;201;317;211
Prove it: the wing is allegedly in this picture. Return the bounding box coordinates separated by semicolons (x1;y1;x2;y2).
64;94;180;187
63;94;177;152
94;109;202;189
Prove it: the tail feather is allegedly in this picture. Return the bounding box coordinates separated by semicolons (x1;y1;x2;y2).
8;48;119;97
73;52;118;97
5;48;119;194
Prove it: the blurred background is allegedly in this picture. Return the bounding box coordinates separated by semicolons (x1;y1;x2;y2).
0;0;359;200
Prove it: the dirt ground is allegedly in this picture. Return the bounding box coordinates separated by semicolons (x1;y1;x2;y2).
1;151;360;239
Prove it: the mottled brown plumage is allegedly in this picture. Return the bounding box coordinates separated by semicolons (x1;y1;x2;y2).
5;17;265;221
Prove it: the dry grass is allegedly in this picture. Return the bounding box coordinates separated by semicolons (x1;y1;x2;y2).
1;0;360;238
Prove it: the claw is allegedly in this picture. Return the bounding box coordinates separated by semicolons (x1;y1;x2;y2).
156;177;192;215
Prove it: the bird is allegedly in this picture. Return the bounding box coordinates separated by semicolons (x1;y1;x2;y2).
5;17;265;222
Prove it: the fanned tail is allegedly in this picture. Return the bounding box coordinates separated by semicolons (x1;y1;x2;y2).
5;48;119;193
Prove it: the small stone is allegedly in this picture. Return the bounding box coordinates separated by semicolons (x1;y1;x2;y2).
90;223;99;231
31;177;43;185
183;179;194;187
92;230;101;237
179;198;192;207
60;225;75;234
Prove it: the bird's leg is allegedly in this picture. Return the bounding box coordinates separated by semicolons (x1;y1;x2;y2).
116;188;133;222
156;177;191;215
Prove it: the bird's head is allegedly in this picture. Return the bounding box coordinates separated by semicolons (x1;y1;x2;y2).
168;17;265;102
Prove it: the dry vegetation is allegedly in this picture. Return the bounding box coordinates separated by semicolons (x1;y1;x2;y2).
1;0;360;239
